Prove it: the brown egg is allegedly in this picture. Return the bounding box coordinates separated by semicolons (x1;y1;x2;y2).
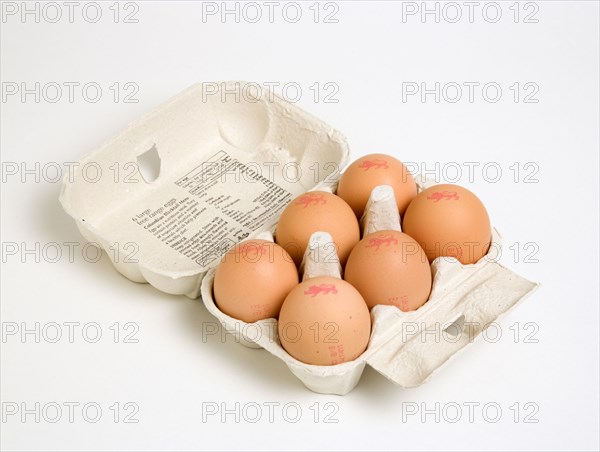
278;276;371;366
344;230;432;311
402;184;491;265
214;239;299;323
336;153;417;219
275;191;360;266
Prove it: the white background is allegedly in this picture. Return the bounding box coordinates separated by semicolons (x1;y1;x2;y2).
1;1;599;451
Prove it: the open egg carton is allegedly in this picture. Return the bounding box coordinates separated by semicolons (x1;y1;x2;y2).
60;81;539;395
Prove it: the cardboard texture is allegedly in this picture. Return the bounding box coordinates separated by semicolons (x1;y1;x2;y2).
60;82;539;395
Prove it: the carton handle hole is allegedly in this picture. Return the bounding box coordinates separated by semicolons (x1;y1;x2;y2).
137;144;161;183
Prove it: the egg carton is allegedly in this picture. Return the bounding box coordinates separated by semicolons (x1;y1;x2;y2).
59;81;539;395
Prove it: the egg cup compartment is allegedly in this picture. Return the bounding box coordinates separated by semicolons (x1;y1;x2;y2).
202;228;372;395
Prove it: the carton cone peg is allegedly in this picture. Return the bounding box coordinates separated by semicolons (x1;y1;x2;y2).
300;231;342;281
360;185;402;236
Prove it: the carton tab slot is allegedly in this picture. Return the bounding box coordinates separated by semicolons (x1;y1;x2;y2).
443;314;466;338
137;144;161;183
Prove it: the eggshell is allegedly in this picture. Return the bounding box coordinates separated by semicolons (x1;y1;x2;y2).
344;230;432;311
336;153;417;219
214;239;299;323
275;191;360;266
402;184;491;265
278;276;371;366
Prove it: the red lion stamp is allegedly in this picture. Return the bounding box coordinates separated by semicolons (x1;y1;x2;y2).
366;233;398;251
237;242;269;257
294;193;326;208
427;190;459;202
358;158;389;171
304;284;338;297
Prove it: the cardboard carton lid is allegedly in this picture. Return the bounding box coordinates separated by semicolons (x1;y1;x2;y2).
59;81;350;297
